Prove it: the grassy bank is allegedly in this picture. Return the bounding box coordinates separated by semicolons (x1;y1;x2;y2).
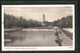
25;26;49;29
59;28;73;40
4;28;22;33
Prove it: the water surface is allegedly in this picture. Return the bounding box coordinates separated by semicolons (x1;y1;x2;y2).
4;29;58;46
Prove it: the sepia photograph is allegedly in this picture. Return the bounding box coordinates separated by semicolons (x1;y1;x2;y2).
2;5;75;51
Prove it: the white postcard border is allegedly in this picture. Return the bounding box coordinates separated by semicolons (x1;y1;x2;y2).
2;5;75;51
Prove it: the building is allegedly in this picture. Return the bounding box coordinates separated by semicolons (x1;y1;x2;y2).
42;14;47;26
42;14;52;26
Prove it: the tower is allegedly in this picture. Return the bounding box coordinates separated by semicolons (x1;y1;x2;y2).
42;14;46;26
43;14;46;22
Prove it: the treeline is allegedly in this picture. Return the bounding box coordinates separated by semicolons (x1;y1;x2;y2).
52;15;72;28
4;13;42;28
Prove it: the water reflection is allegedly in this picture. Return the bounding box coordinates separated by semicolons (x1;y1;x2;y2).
4;32;26;46
4;30;59;46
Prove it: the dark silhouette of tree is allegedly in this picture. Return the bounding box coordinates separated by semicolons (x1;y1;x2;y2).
4;13;42;28
52;15;72;28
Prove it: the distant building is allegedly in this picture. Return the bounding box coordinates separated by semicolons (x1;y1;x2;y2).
43;14;46;22
42;14;52;26
42;14;46;26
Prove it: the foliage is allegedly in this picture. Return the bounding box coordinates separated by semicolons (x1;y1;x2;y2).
4;13;42;28
52;15;72;28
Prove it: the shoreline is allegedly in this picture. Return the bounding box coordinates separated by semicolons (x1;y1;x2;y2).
59;28;73;40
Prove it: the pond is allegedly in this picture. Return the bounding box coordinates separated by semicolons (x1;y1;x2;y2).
4;29;58;46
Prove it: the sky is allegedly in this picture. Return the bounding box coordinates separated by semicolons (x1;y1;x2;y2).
4;5;73;22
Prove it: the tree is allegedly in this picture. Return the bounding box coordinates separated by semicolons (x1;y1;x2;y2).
4;13;42;28
52;15;72;28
